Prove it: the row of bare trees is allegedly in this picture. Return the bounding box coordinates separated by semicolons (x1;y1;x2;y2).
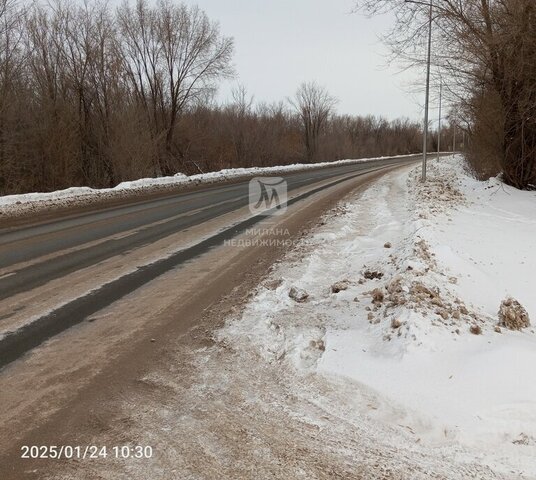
355;0;536;189
0;0;423;195
166;90;423;174
0;0;234;193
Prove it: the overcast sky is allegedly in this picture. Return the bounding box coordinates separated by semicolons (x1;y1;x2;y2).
188;0;423;121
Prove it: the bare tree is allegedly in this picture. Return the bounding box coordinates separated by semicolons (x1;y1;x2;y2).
291;82;337;163
55;1;123;186
226;83;255;167
117;0;234;175
354;0;536;189
0;0;23;191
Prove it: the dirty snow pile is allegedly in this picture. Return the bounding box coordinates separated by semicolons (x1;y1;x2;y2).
220;155;536;477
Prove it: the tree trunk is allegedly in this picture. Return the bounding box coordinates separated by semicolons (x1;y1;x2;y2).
501;103;536;189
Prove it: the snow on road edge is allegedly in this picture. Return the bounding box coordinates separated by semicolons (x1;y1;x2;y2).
218;155;536;478
0;154;418;219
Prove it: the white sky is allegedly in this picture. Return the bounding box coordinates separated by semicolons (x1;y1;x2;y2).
189;0;424;121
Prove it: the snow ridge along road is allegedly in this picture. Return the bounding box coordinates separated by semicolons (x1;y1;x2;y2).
0;155;422;368
220;155;536;477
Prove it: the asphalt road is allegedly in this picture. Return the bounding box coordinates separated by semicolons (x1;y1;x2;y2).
0;155;420;367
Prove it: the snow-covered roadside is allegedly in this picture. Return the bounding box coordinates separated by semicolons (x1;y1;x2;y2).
219;155;536;477
0;154;416;217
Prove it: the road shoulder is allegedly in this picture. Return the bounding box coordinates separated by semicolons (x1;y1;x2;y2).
0;167;397;479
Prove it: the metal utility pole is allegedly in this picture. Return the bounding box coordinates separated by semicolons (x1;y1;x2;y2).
453;120;456;152
402;0;440;179
437;77;442;161
422;0;433;181
406;0;434;181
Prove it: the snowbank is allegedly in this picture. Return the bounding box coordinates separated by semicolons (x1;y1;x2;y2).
0;154;417;213
219;155;536;477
